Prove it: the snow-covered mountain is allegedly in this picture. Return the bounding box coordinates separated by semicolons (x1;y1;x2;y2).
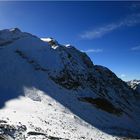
127;80;140;95
0;28;140;140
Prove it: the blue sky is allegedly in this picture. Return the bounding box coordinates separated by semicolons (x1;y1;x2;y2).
0;1;140;81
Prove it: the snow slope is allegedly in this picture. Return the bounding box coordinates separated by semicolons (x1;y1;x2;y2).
0;28;140;140
0;92;119;140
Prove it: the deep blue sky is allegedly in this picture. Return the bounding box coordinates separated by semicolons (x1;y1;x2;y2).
0;1;140;81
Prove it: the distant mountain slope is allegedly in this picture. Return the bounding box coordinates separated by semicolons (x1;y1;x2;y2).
127;79;140;111
127;80;140;94
0;28;140;140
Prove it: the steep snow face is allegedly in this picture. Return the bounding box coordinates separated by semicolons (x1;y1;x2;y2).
0;29;140;139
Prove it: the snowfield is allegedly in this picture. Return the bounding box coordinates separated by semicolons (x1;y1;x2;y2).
0;28;140;140
0;91;119;140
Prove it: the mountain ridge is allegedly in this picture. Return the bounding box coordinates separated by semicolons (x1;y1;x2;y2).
0;28;140;140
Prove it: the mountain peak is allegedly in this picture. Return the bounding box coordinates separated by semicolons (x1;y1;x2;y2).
9;27;21;32
0;27;21;33
0;28;37;47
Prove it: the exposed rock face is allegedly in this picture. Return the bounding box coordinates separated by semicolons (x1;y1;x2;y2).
0;120;27;139
48;45;95;89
